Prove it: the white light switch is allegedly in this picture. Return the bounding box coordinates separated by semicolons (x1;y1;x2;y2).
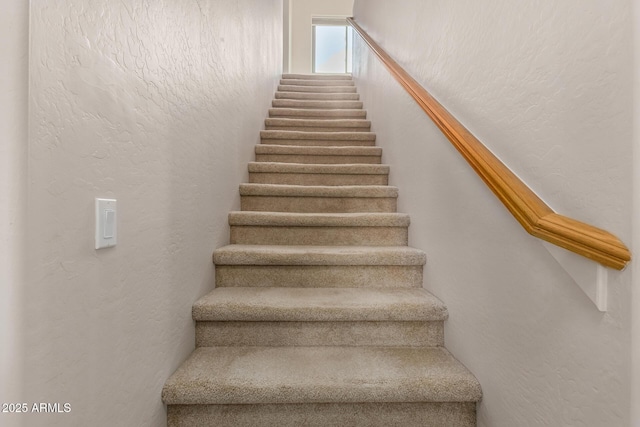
96;198;117;249
104;209;115;238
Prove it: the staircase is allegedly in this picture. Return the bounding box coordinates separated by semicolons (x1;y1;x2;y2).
162;74;482;426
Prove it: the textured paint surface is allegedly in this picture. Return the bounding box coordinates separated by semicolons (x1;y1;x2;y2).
352;1;633;426
632;1;640;424
0;1;28;427
24;1;281;425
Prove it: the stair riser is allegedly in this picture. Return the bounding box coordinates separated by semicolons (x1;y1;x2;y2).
260;131;375;144
266;118;370;126
196;321;443;347
261;138;375;147
278;85;357;93
255;154;382;164
269;111;367;120
276;92;360;101
230;226;407;246
240;196;396;213
268;115;367;121
265;125;371;133
283;73;353;80
281;79;355;87
215;265;423;288
272;100;364;109
168;402;476;427
265;119;371;128
249;172;388;186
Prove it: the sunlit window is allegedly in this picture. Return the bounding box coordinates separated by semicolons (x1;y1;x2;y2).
312;18;353;74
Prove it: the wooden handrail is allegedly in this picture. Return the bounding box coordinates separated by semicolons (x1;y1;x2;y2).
347;17;631;270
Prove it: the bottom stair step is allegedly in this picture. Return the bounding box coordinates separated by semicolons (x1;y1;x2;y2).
162;347;482;417
167;402;477;427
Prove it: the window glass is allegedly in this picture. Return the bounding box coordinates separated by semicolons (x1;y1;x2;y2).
314;25;348;73
346;26;353;73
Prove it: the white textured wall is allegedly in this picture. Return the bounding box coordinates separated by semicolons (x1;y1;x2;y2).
283;0;292;73
352;1;633;426
289;0;354;74
632;0;640;424
0;1;28;427
21;1;282;426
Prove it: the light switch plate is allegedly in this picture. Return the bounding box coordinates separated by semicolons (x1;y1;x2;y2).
95;198;117;249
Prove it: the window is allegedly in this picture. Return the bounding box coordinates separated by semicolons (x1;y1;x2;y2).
312;17;353;74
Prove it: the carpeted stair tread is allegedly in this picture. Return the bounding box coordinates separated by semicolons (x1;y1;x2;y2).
282;73;352;80
265;118;371;129
272;99;364;109
161;346;482;405
254;147;381;164
228;211;408;245
228;211;408;227
275;92;360;101
248;162;389;186
240;184;397;213
269;108;367;119
255;151;381;164
278;85;358;93
255;144;381;156
248;162;389;175
213;244;426;266
260;130;375;142
239;183;396;198
280;79;355;87
192;287;447;322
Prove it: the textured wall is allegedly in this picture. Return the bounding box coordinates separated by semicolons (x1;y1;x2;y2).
23;0;282;425
289;0;354;74
352;1;633;426
632;1;640;424
0;1;28;426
